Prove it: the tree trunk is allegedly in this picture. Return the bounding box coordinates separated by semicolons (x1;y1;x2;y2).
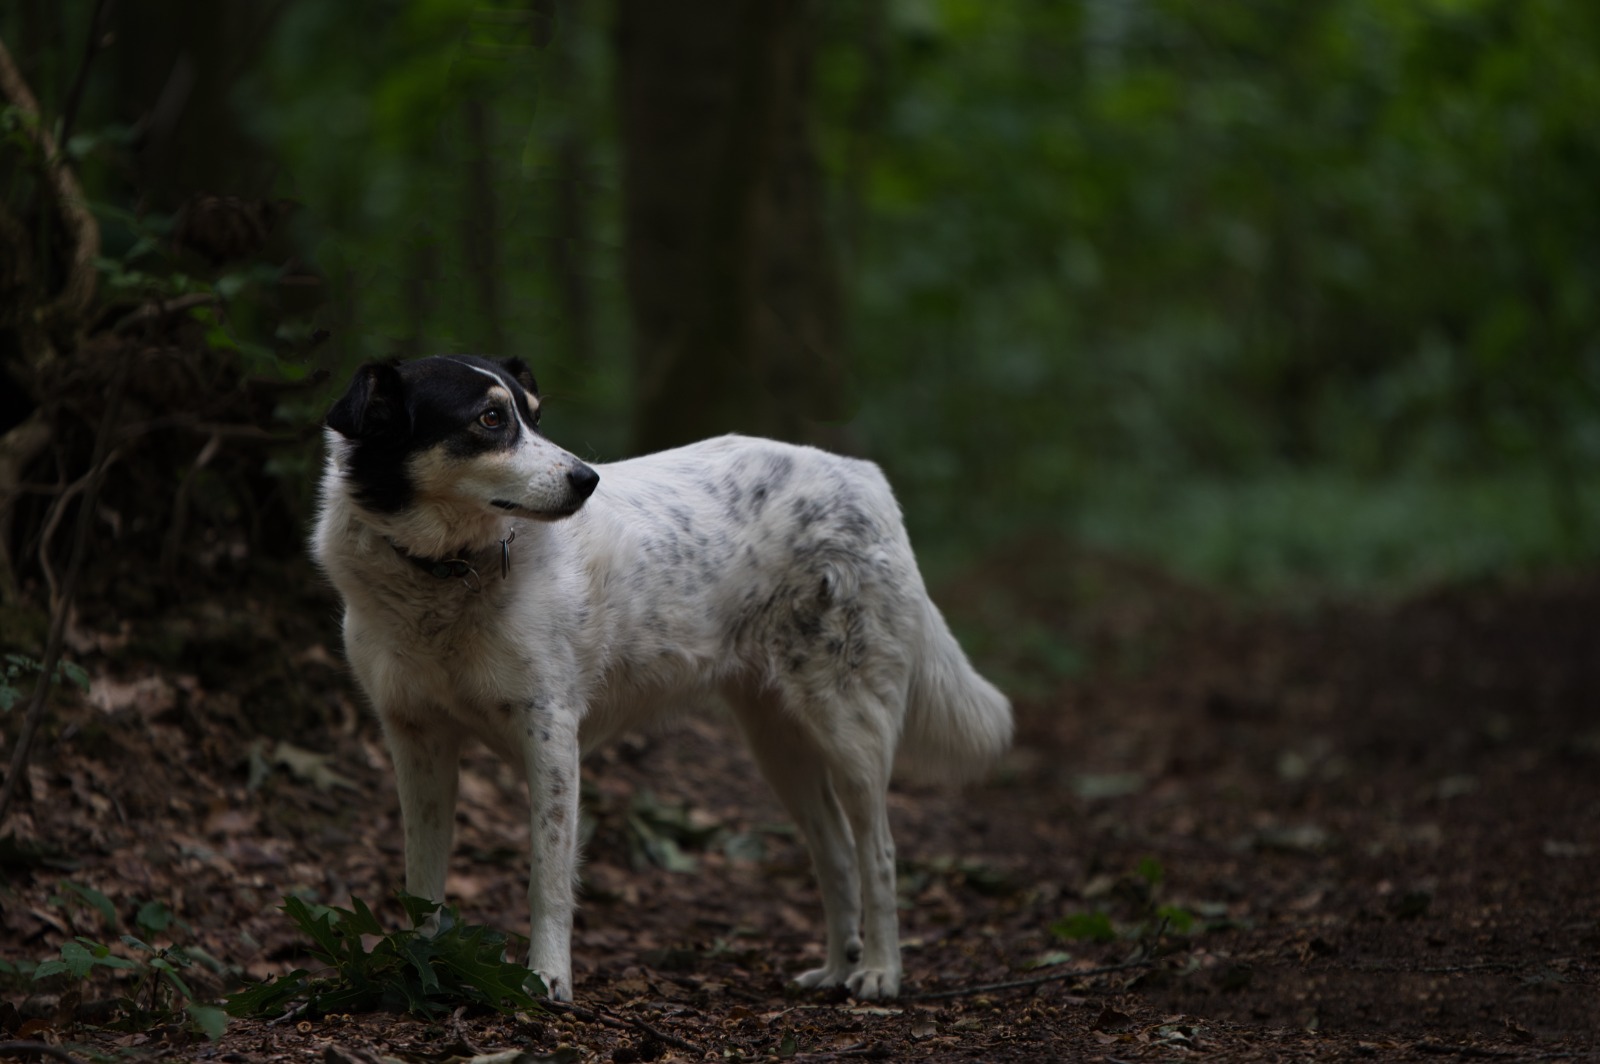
111;0;276;210
547;0;596;369
617;0;845;454
461;97;508;357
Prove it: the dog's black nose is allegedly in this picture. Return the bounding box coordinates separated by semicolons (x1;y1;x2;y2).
568;464;600;501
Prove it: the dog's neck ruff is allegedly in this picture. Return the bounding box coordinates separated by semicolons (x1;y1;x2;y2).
388;530;516;591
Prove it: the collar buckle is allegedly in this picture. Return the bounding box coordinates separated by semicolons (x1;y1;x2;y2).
390;532;514;592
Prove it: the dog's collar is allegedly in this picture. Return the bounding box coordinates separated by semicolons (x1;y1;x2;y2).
389;531;515;591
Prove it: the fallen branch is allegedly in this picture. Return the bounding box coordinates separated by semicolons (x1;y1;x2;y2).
0;1042;88;1064
1342;961;1521;975
1411;1041;1528;1060
798;1044;891;1061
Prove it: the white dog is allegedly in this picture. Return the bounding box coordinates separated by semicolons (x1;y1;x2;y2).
312;355;1012;1001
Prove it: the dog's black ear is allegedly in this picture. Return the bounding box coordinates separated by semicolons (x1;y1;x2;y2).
326;361;407;440
498;357;539;397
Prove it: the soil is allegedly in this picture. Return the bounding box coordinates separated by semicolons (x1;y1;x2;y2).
2;542;1597;1062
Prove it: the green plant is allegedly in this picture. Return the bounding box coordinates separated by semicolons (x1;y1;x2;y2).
1049;910;1118;945
0;653;89;712
224;893;545;1021
24;881;227;1040
1051;858;1199;948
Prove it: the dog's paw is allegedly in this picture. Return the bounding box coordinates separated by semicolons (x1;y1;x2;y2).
792;964;851;990
846;967;901;1000
416;907;454;937
532;969;572;1002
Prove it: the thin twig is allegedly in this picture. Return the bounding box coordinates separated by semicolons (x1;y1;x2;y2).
1411;1042;1525;1060
798;1044;891;1061
36;445;123;615
57;0;115;151
110;292;220;334
0;357;126;825
1342;961;1521;975
267;1001;313;1027
899;958;1155;1002
544;999;700;1055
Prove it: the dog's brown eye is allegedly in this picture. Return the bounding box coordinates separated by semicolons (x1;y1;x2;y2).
479;410;502;429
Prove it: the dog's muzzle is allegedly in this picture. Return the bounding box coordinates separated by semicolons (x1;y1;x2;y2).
490;464;599;519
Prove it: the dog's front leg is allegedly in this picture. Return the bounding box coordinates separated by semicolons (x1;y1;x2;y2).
520;698;581;1001
383;713;462;925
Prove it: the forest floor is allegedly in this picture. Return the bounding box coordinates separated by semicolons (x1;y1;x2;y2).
2;540;1597;1062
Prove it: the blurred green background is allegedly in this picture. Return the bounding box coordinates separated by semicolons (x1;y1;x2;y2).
6;0;1598;598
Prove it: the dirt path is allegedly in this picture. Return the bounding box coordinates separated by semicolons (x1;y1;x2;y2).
1;548;1596;1060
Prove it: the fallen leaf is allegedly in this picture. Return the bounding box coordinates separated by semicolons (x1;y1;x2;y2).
1093;1005;1134;1032
204;807;259;837
88;675;176;718
1071;772;1145;800
1027;950;1074;970
1542;839;1593;858
269;740;357;791
1253;824;1331;854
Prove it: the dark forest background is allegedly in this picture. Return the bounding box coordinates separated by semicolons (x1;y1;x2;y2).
2;4;1599;1054
3;0;1599;624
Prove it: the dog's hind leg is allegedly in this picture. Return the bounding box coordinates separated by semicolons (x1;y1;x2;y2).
821;713;902;1001
726;685;863;991
383;713;462;925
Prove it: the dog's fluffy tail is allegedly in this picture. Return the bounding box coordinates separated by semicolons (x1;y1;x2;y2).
898;593;1013;783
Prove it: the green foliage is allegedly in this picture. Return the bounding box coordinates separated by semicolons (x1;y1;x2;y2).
1154;904;1196;937
17;0;1600;594
0;654;90;713
1052;858;1197;947
625;790;725;873
24;882;227;1040
1050;910;1118;945
224;894;545;1021
1134;857;1165;889
238;0;631;455
88;202;302;375
53;879;118;927
814;0;1600;590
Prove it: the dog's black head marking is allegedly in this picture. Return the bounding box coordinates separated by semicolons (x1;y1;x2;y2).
327;355;546;514
497;356;539;400
326;360;407;441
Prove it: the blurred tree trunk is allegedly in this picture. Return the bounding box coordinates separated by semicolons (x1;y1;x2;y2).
399;237;439;361
461;97;508;356
839;2;887;274
111;0;276;210
0;29;102;605
617;0;846;453
546;0;594;368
